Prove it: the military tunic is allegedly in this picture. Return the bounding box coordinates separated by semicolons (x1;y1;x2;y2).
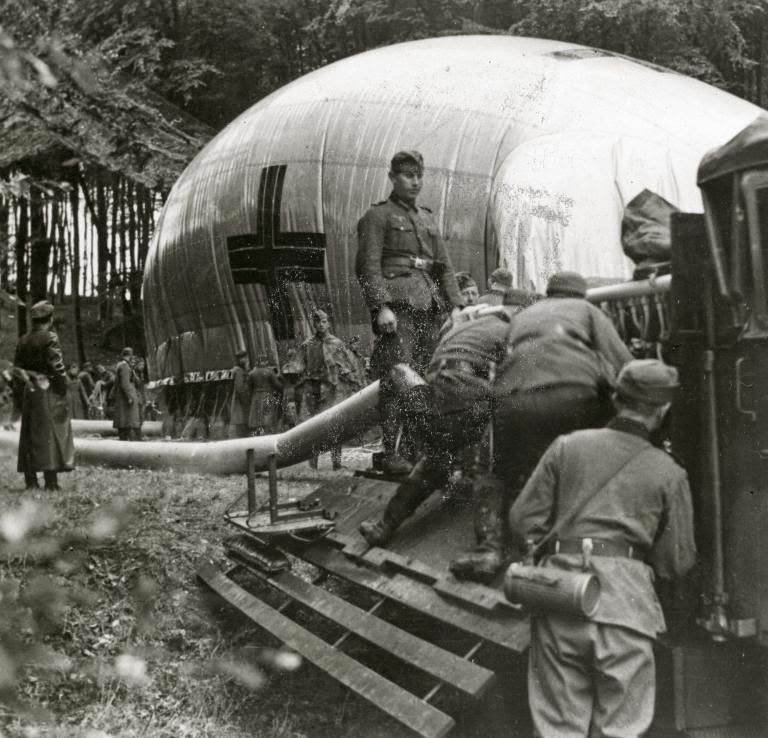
298;332;362;465
493;296;633;488
14;327;75;473
377;305;514;531
113;359;142;438
356;192;463;375
228;365;251;438
247;366;283;435
509;418;696;737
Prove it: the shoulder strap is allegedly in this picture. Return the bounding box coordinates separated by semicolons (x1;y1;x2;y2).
533;443;658;559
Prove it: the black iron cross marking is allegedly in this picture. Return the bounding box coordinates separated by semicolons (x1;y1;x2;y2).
227;165;326;340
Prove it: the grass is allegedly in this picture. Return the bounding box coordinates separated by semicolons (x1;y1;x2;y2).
0;448;410;738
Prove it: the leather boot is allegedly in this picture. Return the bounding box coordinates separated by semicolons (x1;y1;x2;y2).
359;477;432;547
449;476;505;584
24;471;40;490
43;471;60;492
379;394;413;476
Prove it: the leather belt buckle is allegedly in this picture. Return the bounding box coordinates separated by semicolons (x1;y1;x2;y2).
411;257;427;270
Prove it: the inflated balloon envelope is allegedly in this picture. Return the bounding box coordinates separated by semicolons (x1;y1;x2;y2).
503;562;601;619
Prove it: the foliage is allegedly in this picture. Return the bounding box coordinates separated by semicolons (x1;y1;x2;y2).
0;454;313;736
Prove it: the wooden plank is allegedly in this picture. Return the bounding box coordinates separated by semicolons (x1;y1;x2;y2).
261;568;496;698
197;559;455;738
291;541;531;655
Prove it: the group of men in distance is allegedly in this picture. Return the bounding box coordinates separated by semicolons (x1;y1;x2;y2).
11;299;150;489
354;149;696;737
228;308;366;469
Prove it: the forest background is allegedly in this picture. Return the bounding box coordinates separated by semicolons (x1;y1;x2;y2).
1;0;767;362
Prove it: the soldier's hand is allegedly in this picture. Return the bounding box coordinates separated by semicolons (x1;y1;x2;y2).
376;306;397;333
450;306;463;319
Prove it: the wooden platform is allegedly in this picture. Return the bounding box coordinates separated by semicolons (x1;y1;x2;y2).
205;474;530;737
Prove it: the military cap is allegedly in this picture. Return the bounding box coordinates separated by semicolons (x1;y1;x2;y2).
455;271;477;291
503;287;537;308
30;300;54;320
390;150;424;174
546;270;588;298
310;308;329;322
489;268;513;289
616;359;679;405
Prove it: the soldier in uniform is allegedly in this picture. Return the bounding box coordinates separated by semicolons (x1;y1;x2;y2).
13;300;75;490
356;150;464;475
509;359;696;737
451;270;634;582
248;355;283;436
455;271;480;306
228;349;251;439
478;267;513;306
298;309;362;470
358;288;537;547
113;347;142;440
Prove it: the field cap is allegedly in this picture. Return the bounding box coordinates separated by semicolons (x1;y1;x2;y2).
503;288;537;308
616;359;679;405
390;150;424;174
546;270;588;298
30;300;54;320
455;271;477;290
311;308;329;322
489;268;513;288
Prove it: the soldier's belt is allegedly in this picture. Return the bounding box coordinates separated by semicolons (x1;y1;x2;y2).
381;256;435;272
547;538;645;561
430;358;491;380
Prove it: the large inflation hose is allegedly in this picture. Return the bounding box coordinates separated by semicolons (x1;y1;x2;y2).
0;381;381;475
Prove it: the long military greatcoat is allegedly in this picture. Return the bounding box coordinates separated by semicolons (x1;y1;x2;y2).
113;359;141;430
14;327;75;473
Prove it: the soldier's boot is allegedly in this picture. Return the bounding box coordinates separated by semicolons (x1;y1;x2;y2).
331;445;343;471
379;401;413;476
43;471;60;492
359;478;432;547
449;476;505;584
24;471;40;490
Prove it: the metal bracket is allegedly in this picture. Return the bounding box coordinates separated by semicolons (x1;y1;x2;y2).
734;357;757;422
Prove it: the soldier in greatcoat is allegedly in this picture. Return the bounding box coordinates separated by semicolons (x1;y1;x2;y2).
65;363;88;419
113;347;142;440
356;150;464;475
13;300;74;490
298;309;363;470
228;349;251;439
509;359;696;737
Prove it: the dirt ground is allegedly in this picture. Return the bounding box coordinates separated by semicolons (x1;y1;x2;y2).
0;443;437;738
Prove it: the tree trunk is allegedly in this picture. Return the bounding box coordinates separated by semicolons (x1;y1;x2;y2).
15;198;29;336
28;185;50;305
0;196;9;293
96;179;109;321
69;183;86;364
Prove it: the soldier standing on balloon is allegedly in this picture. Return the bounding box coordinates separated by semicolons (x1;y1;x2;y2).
13;300;75;490
356;150;464;475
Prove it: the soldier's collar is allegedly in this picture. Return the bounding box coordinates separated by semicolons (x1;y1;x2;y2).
389;192;418;212
607;415;650;441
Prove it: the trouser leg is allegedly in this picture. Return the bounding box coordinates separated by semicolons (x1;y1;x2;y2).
591;625;656;738
117;428;129;441
331;444;342;470
529;614;594;738
43;471;59;491
24;470;39;489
